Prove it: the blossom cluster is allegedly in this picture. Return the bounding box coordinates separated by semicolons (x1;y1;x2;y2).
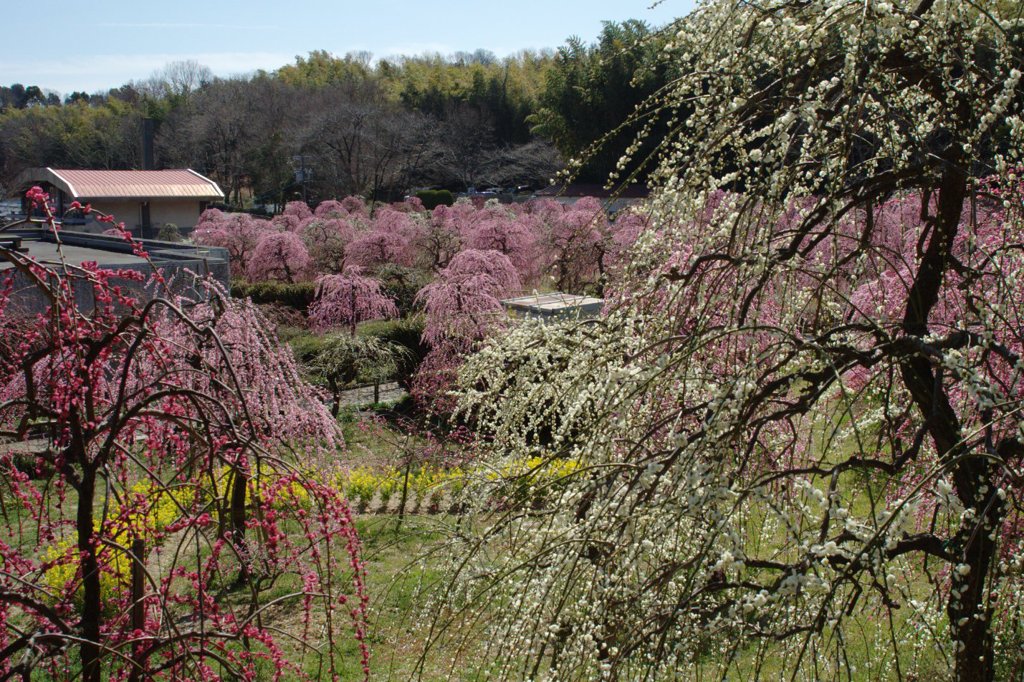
417;1;1024;679
0;191;369;679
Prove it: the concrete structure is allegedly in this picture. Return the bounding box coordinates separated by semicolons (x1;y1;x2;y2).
12;168;224;237
0;228;230;314
502;292;605;321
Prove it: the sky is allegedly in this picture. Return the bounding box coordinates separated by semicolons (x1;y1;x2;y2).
3;1;696;96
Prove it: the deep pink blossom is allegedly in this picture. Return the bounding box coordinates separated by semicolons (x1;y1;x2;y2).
0;191;368;680
247;231;312;283
308;271;398;334
193;212;273;279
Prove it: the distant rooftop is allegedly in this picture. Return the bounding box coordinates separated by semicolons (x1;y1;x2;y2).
502;292;605;320
14;168;224;201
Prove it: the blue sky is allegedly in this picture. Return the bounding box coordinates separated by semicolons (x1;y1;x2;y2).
3;1;696;95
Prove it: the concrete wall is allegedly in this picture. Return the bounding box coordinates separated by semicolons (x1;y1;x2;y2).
1;230;230;315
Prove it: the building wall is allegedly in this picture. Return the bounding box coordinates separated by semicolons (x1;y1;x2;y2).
74;199;205;233
151;200;204;229
87;200;144;229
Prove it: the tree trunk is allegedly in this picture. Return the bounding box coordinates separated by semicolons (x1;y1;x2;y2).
128;538;147;682
947;466;999;682
898;167;997;682
329;377;341;417
397;462;412;530
77;465;102;682
229;466;250;585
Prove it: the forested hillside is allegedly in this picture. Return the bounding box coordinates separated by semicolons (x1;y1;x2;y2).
0;21;672;204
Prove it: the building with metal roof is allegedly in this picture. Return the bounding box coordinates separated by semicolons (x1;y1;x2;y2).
12;168;224;237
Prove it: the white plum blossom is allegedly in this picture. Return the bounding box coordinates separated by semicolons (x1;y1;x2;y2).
420;2;1024;680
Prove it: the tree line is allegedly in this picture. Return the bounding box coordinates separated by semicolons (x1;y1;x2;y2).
0;22;671;204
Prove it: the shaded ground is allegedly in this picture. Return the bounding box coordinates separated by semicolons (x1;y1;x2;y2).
340;381;406;406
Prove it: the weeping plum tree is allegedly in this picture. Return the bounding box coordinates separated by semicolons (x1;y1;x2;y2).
192;210;272;280
544;196;608;294
308;270;398;335
300;217;355;273
461;211;539;283
410;205;463;272
416;248;520;354
308;334;410;415
411;249;521;415
247;231;312;283
425;2;1024;680
346;228;410;270
0;192;368;680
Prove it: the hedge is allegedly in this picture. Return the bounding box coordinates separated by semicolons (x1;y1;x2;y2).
231;280;317;310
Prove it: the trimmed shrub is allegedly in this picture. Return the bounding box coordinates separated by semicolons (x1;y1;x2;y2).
415;189;455;210
156;223;183;242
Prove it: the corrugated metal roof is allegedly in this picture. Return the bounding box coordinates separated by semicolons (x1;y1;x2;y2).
25;168;224;200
